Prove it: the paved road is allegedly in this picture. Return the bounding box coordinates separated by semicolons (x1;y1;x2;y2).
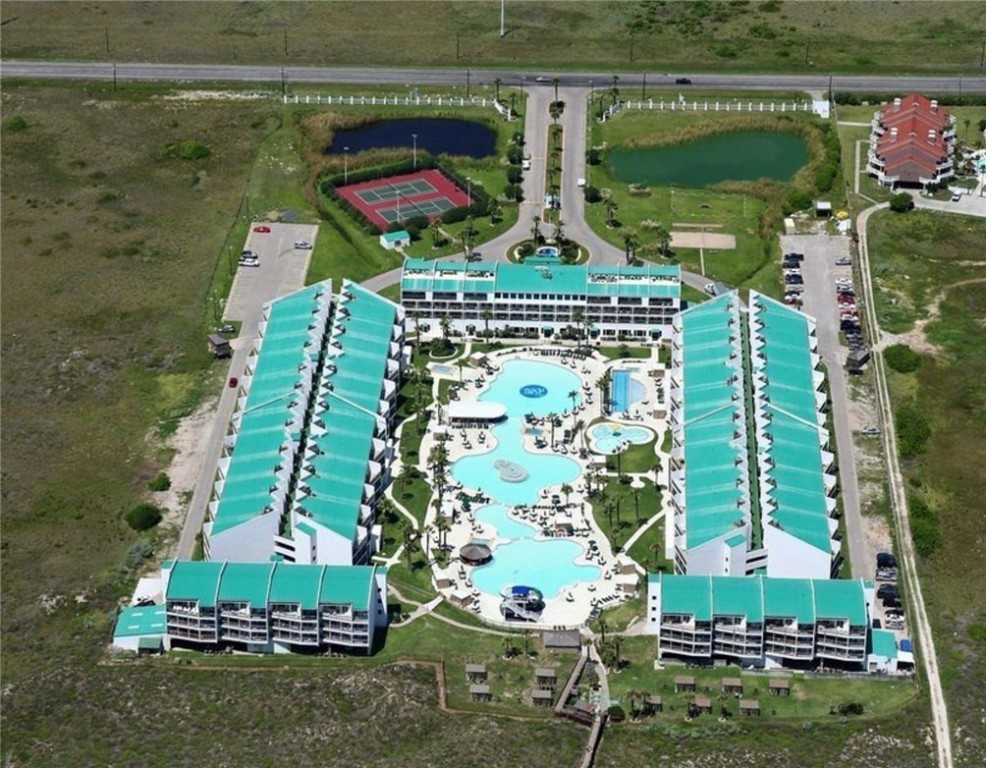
783;234;867;579
856;203;953;768
3;59;985;94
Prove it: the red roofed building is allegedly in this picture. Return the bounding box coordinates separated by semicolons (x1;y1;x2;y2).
867;94;956;188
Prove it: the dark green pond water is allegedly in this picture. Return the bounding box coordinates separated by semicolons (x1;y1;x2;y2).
608;131;809;187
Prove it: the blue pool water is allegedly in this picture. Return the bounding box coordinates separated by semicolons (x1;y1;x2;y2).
479;358;582;417
452;419;579;504
453;359;595;597
609;370;646;413
536;246;560;258
475;504;536;540
590;423;653;454
472;539;601;599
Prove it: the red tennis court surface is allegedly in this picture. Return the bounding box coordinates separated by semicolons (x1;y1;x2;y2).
337;169;472;230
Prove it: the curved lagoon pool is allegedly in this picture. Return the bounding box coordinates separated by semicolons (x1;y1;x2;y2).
472;538;600;599
590;423;653;454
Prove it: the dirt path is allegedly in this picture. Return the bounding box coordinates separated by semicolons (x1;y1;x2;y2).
876;276;986;356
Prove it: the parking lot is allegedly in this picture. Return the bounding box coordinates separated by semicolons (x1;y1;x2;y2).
779;234;874;578
223;222;319;336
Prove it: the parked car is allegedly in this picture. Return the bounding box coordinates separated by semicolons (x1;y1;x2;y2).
785;252;805;261
877;584;898;600
876;568;897;582
877;552;897;569
785;275;804;285
228;377;239;389
675;77;692;85
882;595;902;609
239;258;260;267
522;158;532;171
861;425;881;436
294;240;313;250
253;225;271;233
951;192;962;202
872;618;882;629
835;257;852;266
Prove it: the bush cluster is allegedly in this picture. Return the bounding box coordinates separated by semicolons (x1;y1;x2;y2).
895;401;932;459
147;472;171;492
126;503;163;531
885;344;922;373
889;192;915;213
909;492;942;558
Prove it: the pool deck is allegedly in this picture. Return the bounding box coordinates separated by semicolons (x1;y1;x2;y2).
415;343;670;628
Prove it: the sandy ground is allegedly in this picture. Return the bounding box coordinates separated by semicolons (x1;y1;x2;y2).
150;398;220;558
670;231;736;249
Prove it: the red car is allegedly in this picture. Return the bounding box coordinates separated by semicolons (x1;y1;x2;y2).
228;377;239;389
253;225;271;233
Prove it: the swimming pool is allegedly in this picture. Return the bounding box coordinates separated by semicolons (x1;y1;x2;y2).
609;370;646;413
536;246;560;258
472;538;600;599
589;423;653;454
453;359;595;598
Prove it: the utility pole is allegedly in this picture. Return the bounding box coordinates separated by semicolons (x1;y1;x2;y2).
641;72;646;100
805;41;810;65
104;28;110;54
283;30;288;56
281;66;286;98
629;31;634;63
412;133;418;170
828;73;833;103
466;67;471;97
500;0;506;38
456;33;460;60
112;62;117;92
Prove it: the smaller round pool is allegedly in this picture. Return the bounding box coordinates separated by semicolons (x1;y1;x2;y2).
590;423;653;454
536;246;559;258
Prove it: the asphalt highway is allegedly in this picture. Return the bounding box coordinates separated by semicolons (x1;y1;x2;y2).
3;59;985;94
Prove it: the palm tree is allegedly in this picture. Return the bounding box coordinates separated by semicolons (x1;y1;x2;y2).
652;457;663;486
439;314;452;344
455;358;467;383
411;310;422;346
403;526;416;567
547;412;558;445
601;189;618;228
502;635;515;659
572;308;585;348
568;389;579;413
654;224;672;258
552;77;560;106
610;74;620;107
494;76;502;102
435;513;451;551
598;370;612;415
632;486;642;522
422;523;434;559
598;616;608;643
531;215;542;244
554;217;565;245
561;483;573;506
523;629;532;656
481;307;493;340
622;228;639;264
573;418;586;452
487;197;502;225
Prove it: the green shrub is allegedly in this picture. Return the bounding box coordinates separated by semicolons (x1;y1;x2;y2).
837;701;865;716
889;193;915;213
584;185;601;203
518;241;536;257
166;140;211;160
910;513;941;557
506;166;523;184
506;145;523;164
607;705;626;722
885;344;922;373
503;183;524;202
895;402;932;458
2;115;28;132
586;148;601;165
126;503;163;531
147;472;171;492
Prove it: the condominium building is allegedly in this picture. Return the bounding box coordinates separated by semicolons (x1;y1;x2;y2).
160;560;388;654
867;93;956;188
204;280;406;566
667;292;838;580
646;573;873;669
400;259;680;340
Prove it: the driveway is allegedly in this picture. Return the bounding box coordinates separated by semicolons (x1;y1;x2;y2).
780;234;867;579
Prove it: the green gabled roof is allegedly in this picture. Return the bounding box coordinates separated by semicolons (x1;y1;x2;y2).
813;578;867;625
216;562;275;607
114;605;167;638
870;629;898;659
762;576;815;624
211;282;331;536
400;259;680;299
167;561;225;608
680;294;748;548
268;563;325;610
711;576;763;621
751;292;832;555
659;573;713;621
320;565;376;610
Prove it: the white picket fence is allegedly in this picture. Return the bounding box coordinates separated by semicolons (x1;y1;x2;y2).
621;99;814;113
285;93;493;108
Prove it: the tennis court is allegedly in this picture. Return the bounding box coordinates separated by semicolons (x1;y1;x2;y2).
337;169;472;231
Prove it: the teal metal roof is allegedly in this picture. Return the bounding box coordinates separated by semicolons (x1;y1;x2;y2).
166;561;225;608
654;575;867;627
211;282;331;536
762;576;815;624
269;563;325;610
750;293;832;555
659;573;713;621
679;294;748;548
813;578;867;625
297;281;399;541
400;259;680;299
712;576;763;621
114;605;167;638
320;565;376;610
217;562;275;607
870;629;898;659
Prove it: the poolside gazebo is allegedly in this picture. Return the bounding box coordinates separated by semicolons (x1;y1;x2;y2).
459;542;493;566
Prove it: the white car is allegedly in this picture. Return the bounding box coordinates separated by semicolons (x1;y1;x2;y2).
294;240;313;250
239;257;260;268
861;425;881;436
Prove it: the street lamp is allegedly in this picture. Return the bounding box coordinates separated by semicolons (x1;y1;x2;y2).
412;133;418;170
466;177;472;207
344;146;350;184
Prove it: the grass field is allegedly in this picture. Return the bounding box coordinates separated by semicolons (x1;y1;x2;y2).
866;210;986;767
2;1;985;74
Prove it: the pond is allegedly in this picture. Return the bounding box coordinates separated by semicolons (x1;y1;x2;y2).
608;131;809;187
327;117;496;159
